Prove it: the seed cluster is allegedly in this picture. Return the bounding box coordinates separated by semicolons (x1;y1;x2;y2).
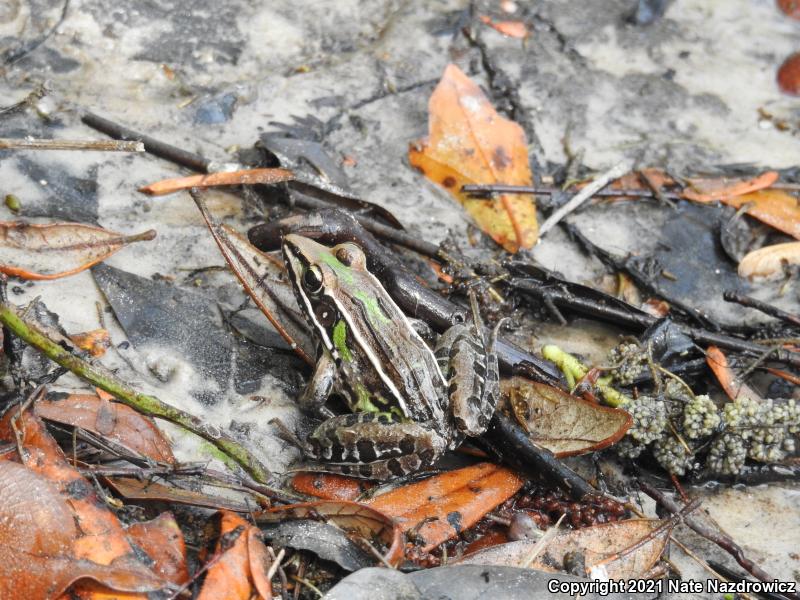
608;342;648;385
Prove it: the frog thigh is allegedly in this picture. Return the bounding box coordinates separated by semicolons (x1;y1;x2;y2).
307;413;446;479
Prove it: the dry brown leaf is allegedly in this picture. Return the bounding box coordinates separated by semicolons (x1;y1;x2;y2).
0;221;155;280
459;518;672;580
260;499;404;565
35;393;175;464
139;167;293;196
504;378;632;456
126;513;189;586
366;462;524;552
681;171;779;203
104;476;253;512
738;241;800;279
0;460;166;600
724;189;800;240
198;512;270;600
409;64;538;252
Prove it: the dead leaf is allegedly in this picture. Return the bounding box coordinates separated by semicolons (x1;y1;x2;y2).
723;189;800;240
504;378;632;457
478;15;529;38
104;476;253;512
139;167;294;196
459;518;672;580
69;329;112;357
0;458;166;599
198;512;272;600
35;393;175;464
291;471;375;502
126;513;189;586
706;346;762;403
778;52;800;95
681;171;779;203
738;241;800;279
366;462;524;552
260;500;404;566
409;64;538;252
0;221;156;280
191;192;314;363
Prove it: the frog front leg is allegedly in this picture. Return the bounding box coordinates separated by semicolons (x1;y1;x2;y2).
307;413;447;479
299;350;336;418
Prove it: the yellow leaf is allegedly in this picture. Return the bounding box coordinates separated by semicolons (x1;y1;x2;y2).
409;64;538;252
738;241;800;278
724;188;800;240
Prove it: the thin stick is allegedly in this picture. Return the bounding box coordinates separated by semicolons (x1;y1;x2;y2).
462;184;682;200
521;513;566;568
0;138;144;152
0;301;272;484
640;482;800;600
723;290;800;328
538;161;633;237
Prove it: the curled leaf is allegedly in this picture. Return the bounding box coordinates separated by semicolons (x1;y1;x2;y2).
35;393;175;464
139;167;294;196
504;378;632;457
681;171;778;203
409;64;538;252
459;518;672;580
738;241;800;279
0;221;155;280
366;462;524;552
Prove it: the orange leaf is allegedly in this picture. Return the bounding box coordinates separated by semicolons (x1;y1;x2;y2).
0;222;155;280
35;393;175;464
478;15;529;38
705;346;761;402
681;171;779;203
366;462;524;551
126;514;189;586
291;472;374;501
198;512;272;600
409;64;538;252
69;329;112;357
139;168;294;196
738;241;800;279
723;189;800;240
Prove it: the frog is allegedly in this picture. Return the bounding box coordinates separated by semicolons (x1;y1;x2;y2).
281;234;500;480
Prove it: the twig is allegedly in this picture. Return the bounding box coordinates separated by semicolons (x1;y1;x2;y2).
0;138;144;152
462;184;682;200
81;111;212;172
639;482;800;600
537;161;633;237
723;290;800;328
0;301;272;483
521;513;566;568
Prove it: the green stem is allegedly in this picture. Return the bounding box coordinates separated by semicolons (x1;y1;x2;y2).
541;344;631;408
0;301;271;483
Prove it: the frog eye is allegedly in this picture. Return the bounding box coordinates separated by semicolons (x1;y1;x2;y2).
302;265;323;294
335;243;366;268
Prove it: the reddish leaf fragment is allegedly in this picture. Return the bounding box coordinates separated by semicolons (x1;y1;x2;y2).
778;52;800;95
778;0;800;18
197;512;272;600
479;15;529;38
366;463;524;552
291;471;375;501
35;393;175;464
706;346;762;403
126;513;190;585
724;189;800;240
139;168;294;196
0;222;156;280
409;64;538;252
69;328;112;357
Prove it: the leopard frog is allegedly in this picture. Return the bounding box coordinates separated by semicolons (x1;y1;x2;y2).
282;234;500;479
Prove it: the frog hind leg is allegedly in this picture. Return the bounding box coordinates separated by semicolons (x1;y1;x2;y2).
307;413;446;479
435;323;500;441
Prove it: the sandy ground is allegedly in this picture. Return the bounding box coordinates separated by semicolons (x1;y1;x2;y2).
1;0;799;596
